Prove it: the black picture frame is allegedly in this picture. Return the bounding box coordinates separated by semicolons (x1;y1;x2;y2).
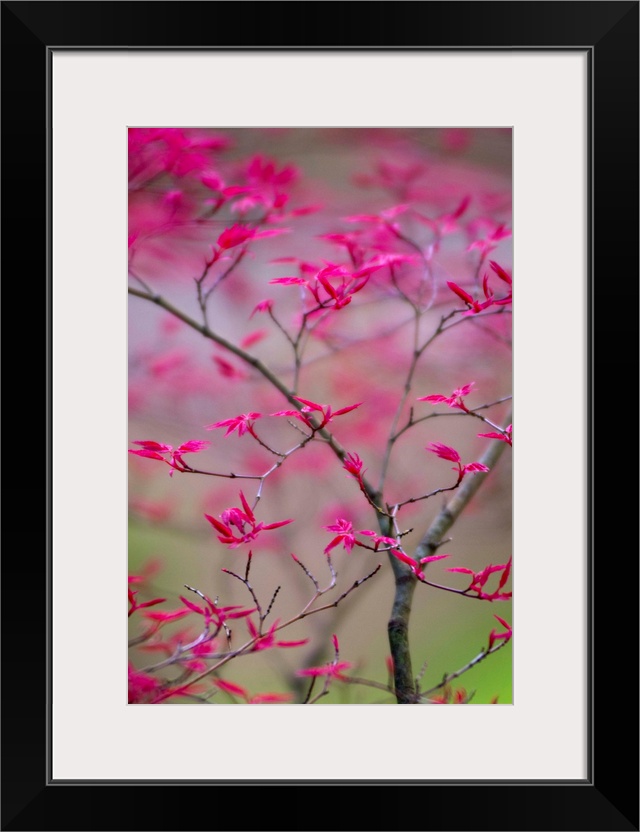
2;2;638;830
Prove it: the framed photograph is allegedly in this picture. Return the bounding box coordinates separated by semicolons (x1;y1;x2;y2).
2;2;637;830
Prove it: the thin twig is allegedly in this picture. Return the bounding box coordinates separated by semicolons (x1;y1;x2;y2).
420;637;512;699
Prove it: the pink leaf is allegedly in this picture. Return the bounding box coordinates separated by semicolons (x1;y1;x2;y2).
144;608;190;623
129;449;166;461
178;596;205;616
489;260;513;286
426;442;461;463
204;514;232;535
217;224;254;249
250;692;293;704
333;402;363;417
419;554;451;565
446;281;474;305
214;678;249;699
292;395;324;412
418;394;449;404
176;440;210;454
261;518;294;531
464;462;490;474
239;491;255;521
240;330;267;349
269;276;307;285
131;440;172;452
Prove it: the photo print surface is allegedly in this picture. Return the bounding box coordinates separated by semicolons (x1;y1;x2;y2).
128;128;512;705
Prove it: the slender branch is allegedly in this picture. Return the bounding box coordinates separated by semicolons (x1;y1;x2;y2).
267;307;297;350
378;308;459;492
178;564;381;689
394;480;461;510
204;247;247;302
128;271;155;296
416;576;504;600
392;396;512;443
128;286;295;400
128;625;158;648
378;308;421;492
306;681;332;705
247;427;287;458
177;465;262;480
340;675;395;695
222;556;265;625
440;306;511;335
128;286;381;503
420;636;512;699
414;412;511;562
